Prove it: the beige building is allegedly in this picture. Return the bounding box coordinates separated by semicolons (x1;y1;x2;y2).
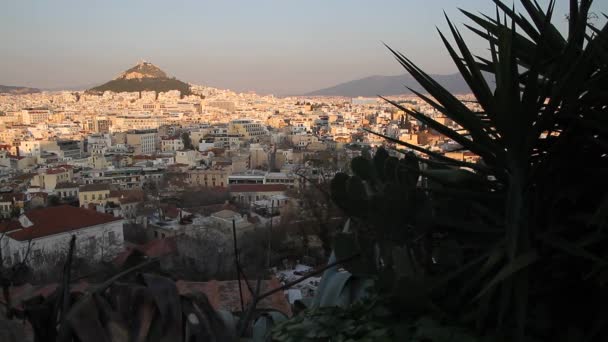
0;151;36;171
21;108;51;125
79;183;111;207
228;119;268;140
249;144;269;169
161;136;184;152
126;130;158;155
19;140;60;157
30;166;74;192
54;182;79;200
187;166;230;188
291;134;318;148
398;133;419;146
175;150;202;167
0;194;15;218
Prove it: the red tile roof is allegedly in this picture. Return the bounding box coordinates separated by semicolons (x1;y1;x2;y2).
141;237;177;257
0;192;26;202
176;277;291;316
55;182;79;189
113;237;177;267
45;168;70;175
109;189;144;202
80;183;111;192
0;205;121;241
228;184;288;193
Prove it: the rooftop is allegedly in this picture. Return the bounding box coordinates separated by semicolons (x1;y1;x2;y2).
79;183;111;192
229;184;288;193
211;209;240;219
0;205;121;241
55;182;79;189
45;167;72;175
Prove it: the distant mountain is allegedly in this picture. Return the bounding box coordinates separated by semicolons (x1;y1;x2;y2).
305;73;478;97
0;85;41;95
45;83;101;91
88;61;192;95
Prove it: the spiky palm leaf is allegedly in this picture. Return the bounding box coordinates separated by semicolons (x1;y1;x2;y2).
363;0;608;340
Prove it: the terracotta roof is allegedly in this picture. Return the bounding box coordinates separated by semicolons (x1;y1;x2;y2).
30;192;48;199
55;182;79;189
109;189;144;202
164;205;181;219
46;167;70;175
80;183;111;192
176;277;291;315
140;237;177;257
0;205;121;241
113;237;177;267
208;148;225;156
0;192;25;202
229;184;288;193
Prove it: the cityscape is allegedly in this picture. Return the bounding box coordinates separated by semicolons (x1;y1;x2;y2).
0;1;607;341
0;60;477;273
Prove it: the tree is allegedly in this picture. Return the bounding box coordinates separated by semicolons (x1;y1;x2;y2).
181;132;194;150
289;151;347;257
47;195;61;207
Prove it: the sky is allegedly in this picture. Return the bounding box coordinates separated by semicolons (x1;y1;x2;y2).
1;0;607;95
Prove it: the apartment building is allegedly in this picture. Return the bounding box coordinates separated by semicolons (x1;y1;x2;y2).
228;119;269;139
187;166;230;188
21;108;51;125
126;129;158;155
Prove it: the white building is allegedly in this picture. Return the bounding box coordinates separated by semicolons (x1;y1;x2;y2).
161;136;184;152
228;119;269;139
0;205;124;268
19;140;60;157
22;108;51;125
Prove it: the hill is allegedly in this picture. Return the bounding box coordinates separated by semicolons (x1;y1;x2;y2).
304;73;477;97
0;85;41;95
88;61;192;96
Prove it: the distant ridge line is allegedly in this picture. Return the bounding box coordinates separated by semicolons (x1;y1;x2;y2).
304;72;484;97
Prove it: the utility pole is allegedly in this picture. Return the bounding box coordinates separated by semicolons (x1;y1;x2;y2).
232;219;244;312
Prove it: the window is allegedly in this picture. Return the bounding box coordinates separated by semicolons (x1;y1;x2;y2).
154;231;158;238
84;194;88;201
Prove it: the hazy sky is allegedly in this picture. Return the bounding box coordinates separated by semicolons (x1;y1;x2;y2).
1;0;606;95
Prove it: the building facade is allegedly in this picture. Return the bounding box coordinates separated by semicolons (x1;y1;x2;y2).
0;205;124;268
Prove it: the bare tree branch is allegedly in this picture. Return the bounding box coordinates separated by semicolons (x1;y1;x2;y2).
60;235;76;326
